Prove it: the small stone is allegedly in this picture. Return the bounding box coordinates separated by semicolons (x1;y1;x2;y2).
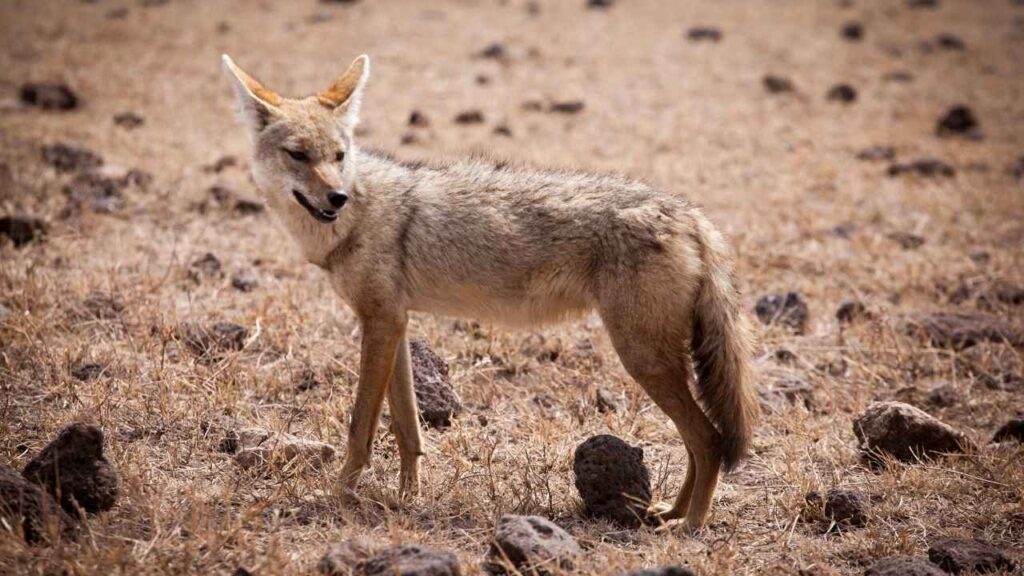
318;538;375;575
883;70;914;83
20;82;79;111
410;340;463;428
190;252;223;280
0;463;79;544
887;231;926;250
586;0;614;9
408;110;429;127
230;269;259;292
836;300;867;324
754;292;809;334
295;367;321;391
927;537;1016;574
827;84;857;103
903;312;1024;350
926;384;957;408
687;26;722;42
42;143;102;173
853;401;971;464
935;33;965;50
992;417;1024;443
181;321;249;358
454;110;485;124
758;377;816;414
204;155;238;173
487;514;580;575
492;124;513;137
807;488;869;528
865;556;945;576
70;362;107;381
22;422;120;514
113;111;144;129
1011;156;1024;180
233;428;336;471
80;291;124;320
763;75;794;94
937;105;980;138
856;146;895;162
549;100;584;114
625;568;696;576
573;434;651;527
595;388;627;413
0;215;47;247
63;166;145;214
887;158;955;178
840;21;863;41
360;545;461;576
907;0;939;7
233;198;265;215
400;131;420;145
477;43;508;61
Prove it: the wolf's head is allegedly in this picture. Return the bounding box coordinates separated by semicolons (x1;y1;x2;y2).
222;54;369;225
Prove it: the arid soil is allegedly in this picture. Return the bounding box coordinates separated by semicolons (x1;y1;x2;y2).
1;0;1023;574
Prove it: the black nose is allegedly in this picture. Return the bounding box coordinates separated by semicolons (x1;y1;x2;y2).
326;191;348;209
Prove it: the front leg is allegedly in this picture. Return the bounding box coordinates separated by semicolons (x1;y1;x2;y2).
338;315;406;492
387;337;424;498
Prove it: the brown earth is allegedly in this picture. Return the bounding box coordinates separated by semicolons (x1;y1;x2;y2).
1;0;1022;574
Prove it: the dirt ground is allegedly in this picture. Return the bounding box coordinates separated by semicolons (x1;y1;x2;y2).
1;0;1023;574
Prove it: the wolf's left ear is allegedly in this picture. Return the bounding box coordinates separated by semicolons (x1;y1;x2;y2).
318;55;370;126
222;54;282;136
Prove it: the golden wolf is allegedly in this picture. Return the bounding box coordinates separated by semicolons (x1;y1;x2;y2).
222;53;759;531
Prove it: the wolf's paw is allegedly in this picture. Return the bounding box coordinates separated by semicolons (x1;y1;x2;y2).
398;461;421;500
653;517;700;536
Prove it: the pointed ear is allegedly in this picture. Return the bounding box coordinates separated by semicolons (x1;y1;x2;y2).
222;54;282;135
317;55;370;126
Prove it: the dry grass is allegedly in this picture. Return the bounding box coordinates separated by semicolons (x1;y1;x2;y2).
1;0;1023;574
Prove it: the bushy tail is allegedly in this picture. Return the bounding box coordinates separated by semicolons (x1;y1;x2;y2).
691;218;760;472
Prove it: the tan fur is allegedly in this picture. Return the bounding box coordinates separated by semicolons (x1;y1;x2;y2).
222;54;760;531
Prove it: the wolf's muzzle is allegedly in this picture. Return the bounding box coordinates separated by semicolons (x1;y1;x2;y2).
292;190;338;223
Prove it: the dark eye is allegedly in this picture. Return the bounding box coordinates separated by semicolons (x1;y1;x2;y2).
335;150;345;163
284;148;309;162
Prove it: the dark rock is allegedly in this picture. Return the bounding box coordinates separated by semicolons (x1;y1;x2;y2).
992;418;1024;443
454;110;485;124
295;367;321;391
827;84;857;103
865;556;945;576
231;269;259;292
758;377;816;414
477;43;508;61
0;463;78;544
625;568;696;576
63;165;148;214
853;401;970;463
208;184;233;204
400;131;420;145
936;105;979;138
836;300;868;324
903;312;1024;350
231;427;336;471
182;321;249;357
410;340;463;428
754;292;809;334
774;348;798;363
841;21;863;41
42;143;102;173
233;198;265;215
204;155;238;173
887;158;955;178
763;75;795;94
926;384;958;408
549;101;585;114
573;434;651;527
493;124;513;137
927;537;1016;574
807;488;869;528
587;0;613;8
408;110;429;128
22;422;120;514
595;388;627;413
319;538;374;575
70;362;107;381
487;514;580;575
1011;156;1024;180
80;291;124;320
360;545;461;576
113;111;144;129
687;26;722;42
887;231;926;250
935;33;965;50
20;82;79;111
883;70;914;83
856;146;896;162
0;215;46;247
321;0;361;4
190;252;223;280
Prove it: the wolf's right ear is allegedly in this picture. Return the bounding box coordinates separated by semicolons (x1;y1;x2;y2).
222;55;282;136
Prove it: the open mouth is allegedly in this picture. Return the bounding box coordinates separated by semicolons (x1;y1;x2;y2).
292;190;338;223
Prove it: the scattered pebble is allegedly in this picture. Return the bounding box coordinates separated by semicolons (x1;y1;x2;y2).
20;82;80;111
477;42;508;61
410;340;463;428
934;33;965;50
0;463;79;544
625;568;696;576
758;377;816;414
936;105;980;138
687;26;722;42
903;311;1024;349
926;383;958;408
400;131;420;145
22;423;120;514
595;388;627;413
763;75;795;94
492;124;513;137
189;252;223;280
80;291;124;320
113;111;144;129
826;84;857;103
360;545;461;576
231;269;259;292
907;0;940;8
882;70;914;83
840;21;863;41
573;434;651;527
70;362;107;381
853;401;971;464
806;488;869;528
204;155;238;173
454;110;485;124
231;427;336;471
549;100;585;114
992;417;1024;443
318;538;374;576
836;300;867;324
42;143;103;173
865;556;945;576
887;231;926;250
927;537;1016;574
586;0;614;9
487;515;580;575
181;320;249;358
855;146;895;162
887;158;955;178
0;215;47;247
233;198;265;215
754;292;809;334
408;110;429;127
